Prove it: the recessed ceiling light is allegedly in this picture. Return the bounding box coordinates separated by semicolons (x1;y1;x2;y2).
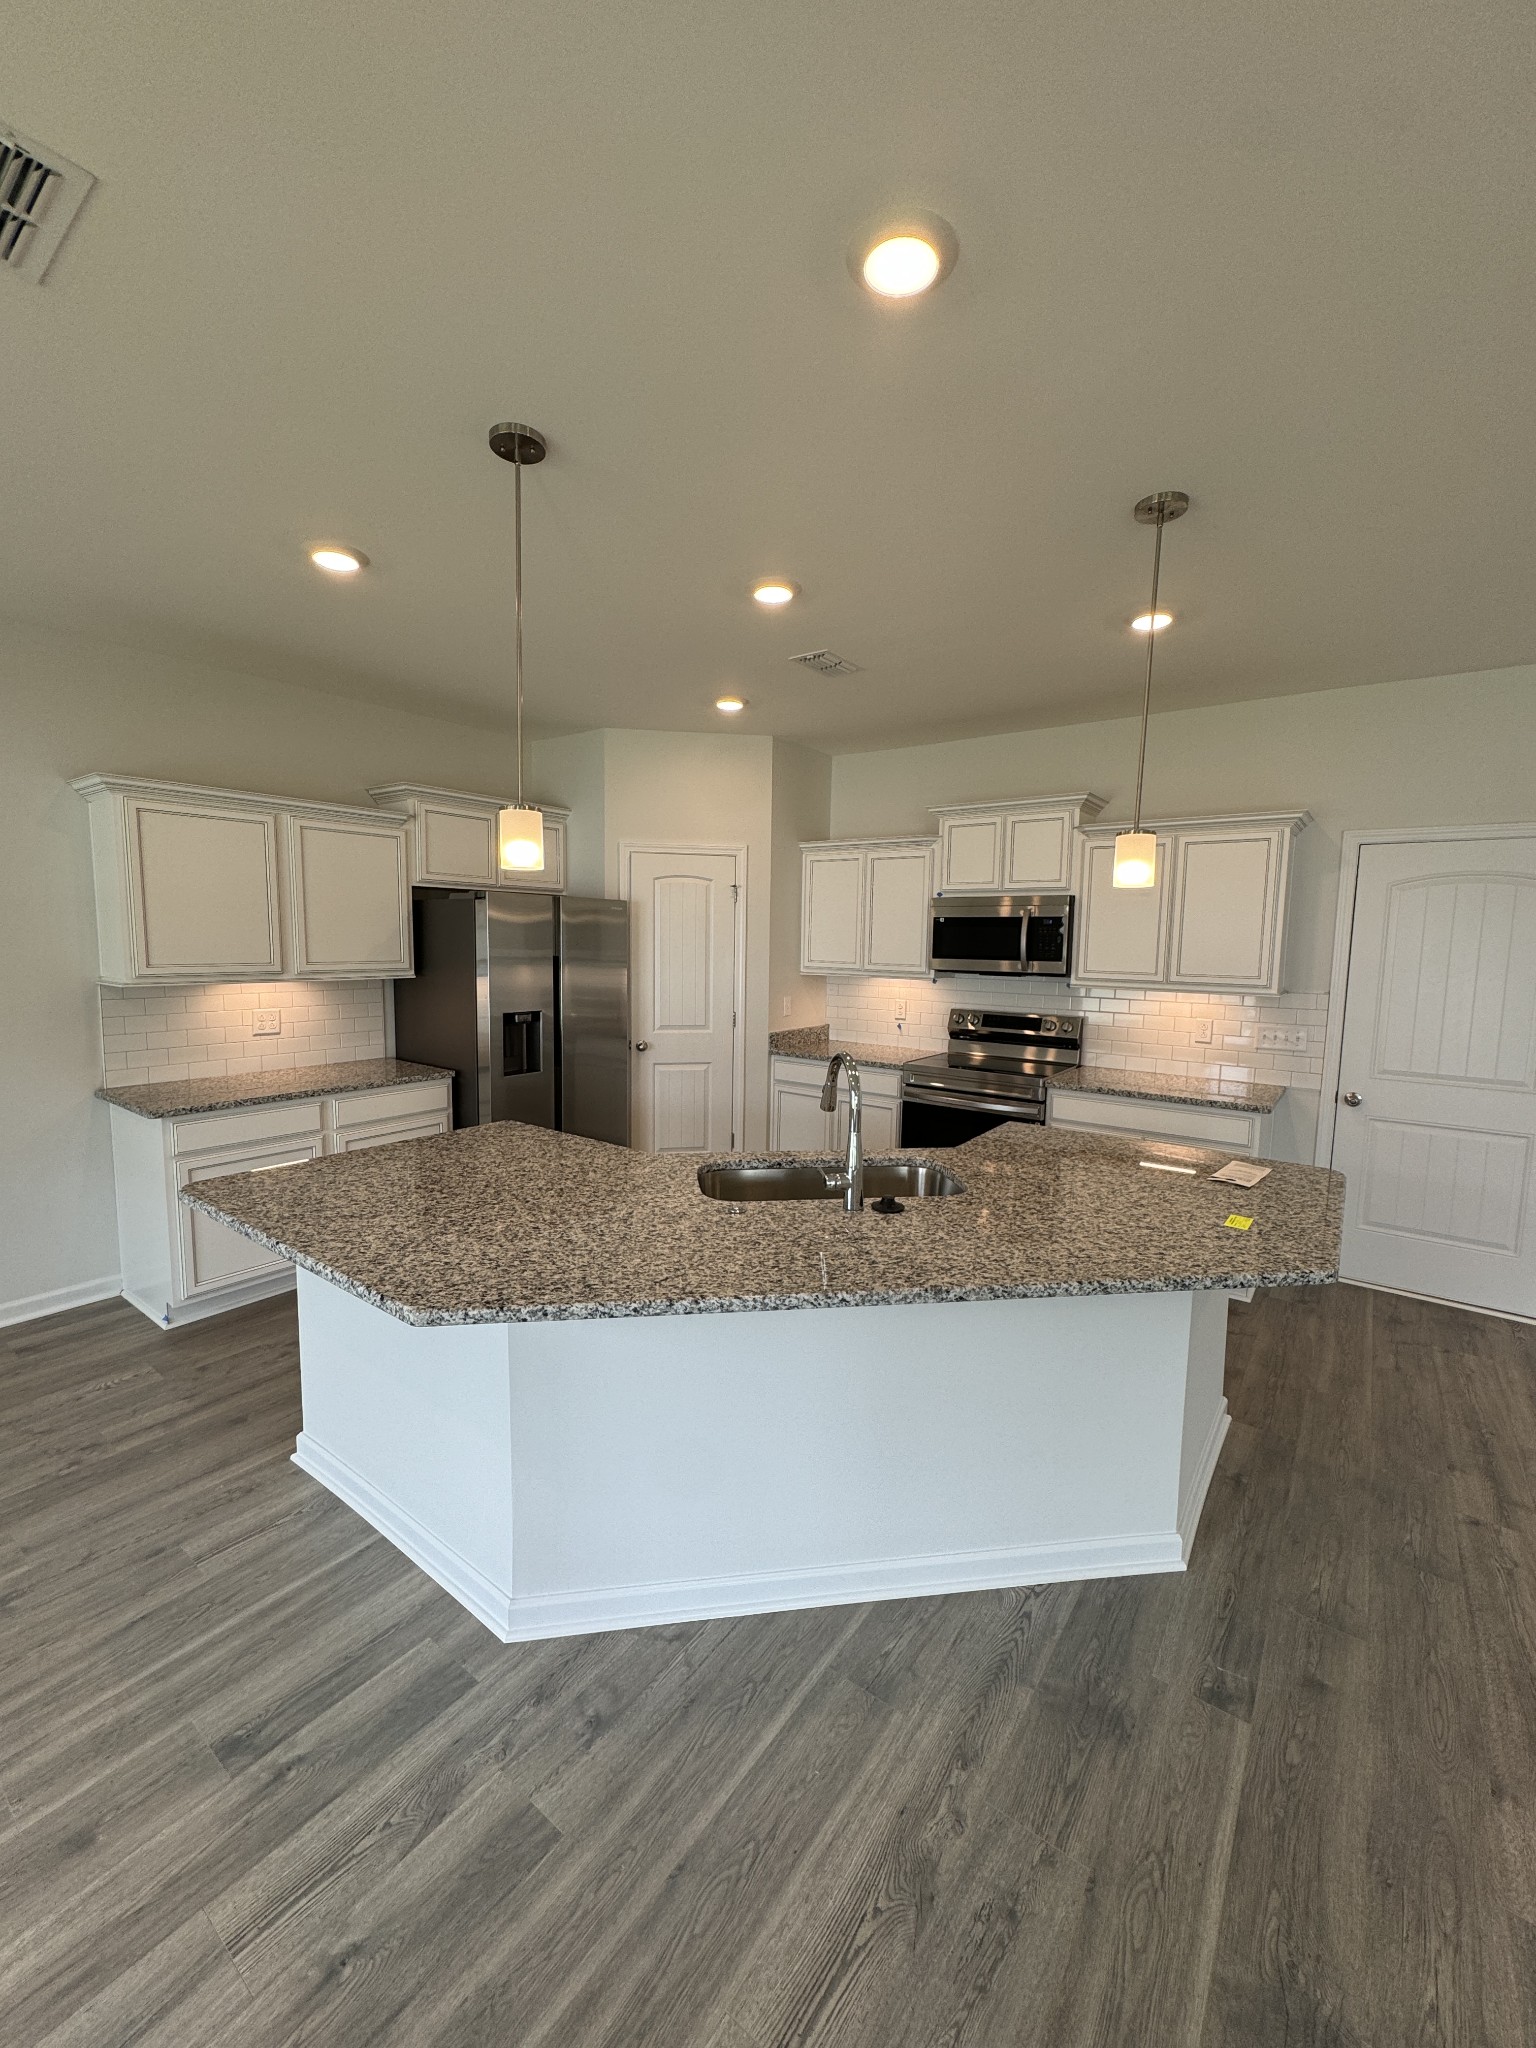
751;580;799;607
849;211;958;299
715;695;747;713
310;546;368;576
1131;611;1173;633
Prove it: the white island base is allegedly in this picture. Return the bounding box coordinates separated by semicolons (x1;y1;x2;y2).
291;1270;1234;1642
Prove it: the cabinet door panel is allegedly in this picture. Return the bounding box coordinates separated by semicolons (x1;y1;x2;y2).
130;800;282;977
177;1138;321;1295
1004;813;1070;890
802;852;865;972
865;848;932;974
1169;832;1279;988
288;818;412;975
1075;838;1170;984
773;1080;832;1150
420;803;497;886
940;817;1003;893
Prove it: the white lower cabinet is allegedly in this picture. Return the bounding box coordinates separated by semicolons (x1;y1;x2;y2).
769;1057;904;1152
110;1077;453;1327
1046;1087;1269;1158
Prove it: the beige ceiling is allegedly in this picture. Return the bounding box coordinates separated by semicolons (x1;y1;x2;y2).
4;0;1533;750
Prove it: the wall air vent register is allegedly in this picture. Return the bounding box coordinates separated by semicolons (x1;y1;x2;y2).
789;649;863;676
0;123;94;281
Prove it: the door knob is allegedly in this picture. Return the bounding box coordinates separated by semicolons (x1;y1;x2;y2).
633;1040;650;1053
1342;1091;1363;1106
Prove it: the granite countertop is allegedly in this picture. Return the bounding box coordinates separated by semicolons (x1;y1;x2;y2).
183;1118;1342;1327
1049;1066;1284;1114
768;1026;930;1071
98;1058;454;1120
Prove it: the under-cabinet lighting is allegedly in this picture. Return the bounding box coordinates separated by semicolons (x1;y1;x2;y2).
1139;1160;1197;1174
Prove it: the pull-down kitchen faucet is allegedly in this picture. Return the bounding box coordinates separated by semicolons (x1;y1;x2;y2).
820;1052;864;1212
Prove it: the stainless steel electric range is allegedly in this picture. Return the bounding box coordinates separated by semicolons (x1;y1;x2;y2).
899;1007;1082;1147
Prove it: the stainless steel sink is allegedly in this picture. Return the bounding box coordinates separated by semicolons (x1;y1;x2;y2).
696;1160;964;1203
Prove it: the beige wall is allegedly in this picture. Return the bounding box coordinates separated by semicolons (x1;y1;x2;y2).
830;665;1536;993
1;617;532;1321
769;741;832;1034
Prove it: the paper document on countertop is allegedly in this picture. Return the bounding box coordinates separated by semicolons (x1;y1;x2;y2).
1209;1159;1272;1188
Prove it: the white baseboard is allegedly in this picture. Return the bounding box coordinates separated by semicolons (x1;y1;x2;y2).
0;1275;122;1330
1177;1398;1231;1559
295;1430;1191;1646
1341;1278;1536;1328
122;1270;296;1331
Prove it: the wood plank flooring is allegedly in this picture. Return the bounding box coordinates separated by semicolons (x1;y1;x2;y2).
1;1282;1532;2044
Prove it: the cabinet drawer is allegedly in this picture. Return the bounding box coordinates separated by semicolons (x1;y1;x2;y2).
171;1100;325;1155
1048;1088;1262;1153
330;1111;450;1152
331;1081;452;1129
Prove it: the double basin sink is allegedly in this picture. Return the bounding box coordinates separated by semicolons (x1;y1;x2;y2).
697;1160;963;1203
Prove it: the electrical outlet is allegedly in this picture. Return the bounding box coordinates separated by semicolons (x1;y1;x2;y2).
893;999;906;1019
251;1009;282;1037
1258;1026;1307;1051
1192;1017;1213;1045
781;997;792;1018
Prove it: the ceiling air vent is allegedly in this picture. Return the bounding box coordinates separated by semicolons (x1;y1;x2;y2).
789;649;863;677
0;123;94;281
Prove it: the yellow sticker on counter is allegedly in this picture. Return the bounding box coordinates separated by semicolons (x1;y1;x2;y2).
1224;1214;1255;1231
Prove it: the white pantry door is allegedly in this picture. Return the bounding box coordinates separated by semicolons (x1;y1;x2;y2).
626;848;741;1152
1332;834;1536;1316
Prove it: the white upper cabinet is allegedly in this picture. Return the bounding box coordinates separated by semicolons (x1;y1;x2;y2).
932;795;1105;895
1073;813;1308;994
801;839;933;977
368;784;568;893
285;812;411;976
73;775;412;985
801;847;866;972
1075;833;1172;985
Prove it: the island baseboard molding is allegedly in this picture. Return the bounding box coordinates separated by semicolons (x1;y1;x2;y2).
288;1270;1235;1643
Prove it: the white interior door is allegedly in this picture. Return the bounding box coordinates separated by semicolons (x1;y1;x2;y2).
627;848;740;1153
1331;834;1536;1316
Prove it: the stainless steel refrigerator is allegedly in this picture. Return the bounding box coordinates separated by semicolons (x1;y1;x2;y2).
392;888;630;1145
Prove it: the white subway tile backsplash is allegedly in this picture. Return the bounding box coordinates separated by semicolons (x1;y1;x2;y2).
99;980;389;1086
824;975;1331;1090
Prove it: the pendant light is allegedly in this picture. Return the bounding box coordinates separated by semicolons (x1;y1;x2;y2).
1113;489;1189;889
489;420;548;872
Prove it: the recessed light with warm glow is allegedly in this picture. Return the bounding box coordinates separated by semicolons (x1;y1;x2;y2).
310;546;368;576
715;695;747;714
849;211;958;299
863;236;940;297
751;580;799;607
1131;611;1172;634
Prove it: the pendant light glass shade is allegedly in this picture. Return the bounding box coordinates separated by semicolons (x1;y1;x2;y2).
1112;829;1157;889
498;805;545;871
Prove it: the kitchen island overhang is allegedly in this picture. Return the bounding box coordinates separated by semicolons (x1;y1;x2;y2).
185;1122;1343;1643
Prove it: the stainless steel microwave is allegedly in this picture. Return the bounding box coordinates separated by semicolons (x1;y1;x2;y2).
929;894;1075;977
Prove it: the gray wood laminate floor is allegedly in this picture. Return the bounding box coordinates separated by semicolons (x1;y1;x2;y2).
1;1283;1532;2045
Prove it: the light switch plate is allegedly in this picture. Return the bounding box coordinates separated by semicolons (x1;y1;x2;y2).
1258;1025;1307;1050
251;1009;282;1037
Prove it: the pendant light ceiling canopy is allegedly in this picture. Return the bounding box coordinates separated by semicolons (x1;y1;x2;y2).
489;420;548;872
1113;489;1189;890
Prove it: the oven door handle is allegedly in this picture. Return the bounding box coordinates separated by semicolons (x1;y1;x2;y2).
901;1086;1044;1119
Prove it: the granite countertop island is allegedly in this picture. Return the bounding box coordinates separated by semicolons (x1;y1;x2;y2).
770;1024;1282;1113
98;1058;453;1119
187;1118;1342;1644
185;1118;1340;1326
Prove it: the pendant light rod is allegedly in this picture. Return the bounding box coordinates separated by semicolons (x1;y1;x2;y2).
1129;490;1189;835
489;421;549;872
